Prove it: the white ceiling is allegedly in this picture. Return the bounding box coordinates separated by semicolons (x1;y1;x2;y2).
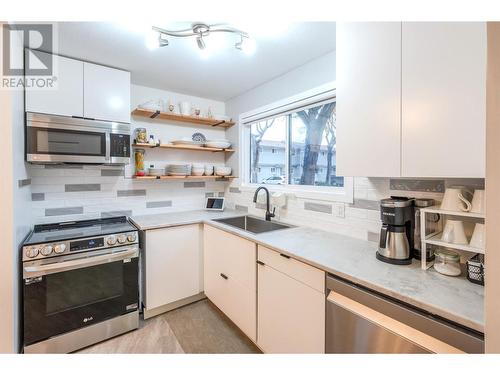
54;22;336;101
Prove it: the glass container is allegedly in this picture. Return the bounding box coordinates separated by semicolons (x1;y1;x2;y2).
135;128;147;144
134;149;146;176
433;249;461;276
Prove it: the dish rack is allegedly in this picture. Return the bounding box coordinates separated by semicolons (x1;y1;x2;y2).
419;206;485;271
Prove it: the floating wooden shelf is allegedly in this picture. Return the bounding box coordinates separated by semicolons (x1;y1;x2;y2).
131;108;235;128
132;143;235;153
133;175;236;180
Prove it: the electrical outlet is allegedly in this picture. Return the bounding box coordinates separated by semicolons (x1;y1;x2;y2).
333;203;345;218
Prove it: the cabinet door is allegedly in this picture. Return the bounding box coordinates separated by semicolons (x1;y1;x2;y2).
25;51;84;117
204;225;256;342
257;262;325;353
336;22;402;177
144;224;202;310
402;22;486;177
83;62;130;123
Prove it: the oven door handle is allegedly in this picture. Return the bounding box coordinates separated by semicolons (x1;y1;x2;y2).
23;248;139;278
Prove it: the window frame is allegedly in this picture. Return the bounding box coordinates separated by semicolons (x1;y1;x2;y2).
239;82;354;203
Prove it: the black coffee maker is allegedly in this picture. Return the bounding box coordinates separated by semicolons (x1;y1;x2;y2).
376;197;414;265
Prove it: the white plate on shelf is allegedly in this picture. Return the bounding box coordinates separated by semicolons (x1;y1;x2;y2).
205;140;231;149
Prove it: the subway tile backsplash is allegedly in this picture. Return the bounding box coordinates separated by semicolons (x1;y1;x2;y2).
117;189;147;197
304;202;332;214
65;184;101;192
46;206;84;216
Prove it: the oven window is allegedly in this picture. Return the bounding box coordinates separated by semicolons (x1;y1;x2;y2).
32;127;106;156
46;262;123;315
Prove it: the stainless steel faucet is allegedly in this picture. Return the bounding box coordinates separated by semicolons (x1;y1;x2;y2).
253;186;275;221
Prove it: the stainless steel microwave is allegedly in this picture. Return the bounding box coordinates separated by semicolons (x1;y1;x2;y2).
26;112;131;165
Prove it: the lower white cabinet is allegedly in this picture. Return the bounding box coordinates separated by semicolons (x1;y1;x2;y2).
257;245;325;353
203;225;256;342
143;224;203;315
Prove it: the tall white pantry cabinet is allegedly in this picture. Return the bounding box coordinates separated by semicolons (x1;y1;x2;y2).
336;22;486;178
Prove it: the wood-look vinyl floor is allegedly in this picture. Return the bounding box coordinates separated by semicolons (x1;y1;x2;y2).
78;299;260;354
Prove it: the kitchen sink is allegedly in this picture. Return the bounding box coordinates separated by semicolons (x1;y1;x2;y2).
213;215;293;234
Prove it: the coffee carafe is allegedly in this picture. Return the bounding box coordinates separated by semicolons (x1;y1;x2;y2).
376;197;414;265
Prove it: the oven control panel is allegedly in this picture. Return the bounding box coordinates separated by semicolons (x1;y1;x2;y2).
22;231;138;261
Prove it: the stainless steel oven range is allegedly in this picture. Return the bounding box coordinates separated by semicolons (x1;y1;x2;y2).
22;216;139;353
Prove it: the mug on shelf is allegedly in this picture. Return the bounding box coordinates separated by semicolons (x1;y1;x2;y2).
440;187;473;212
471;189;485;214
441;219;468;245
469;223;485;249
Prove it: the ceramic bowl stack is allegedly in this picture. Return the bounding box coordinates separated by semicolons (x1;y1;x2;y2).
192;163;205;176
148;167;164;177
205;139;231;149
166;164;191;176
215;166;232;176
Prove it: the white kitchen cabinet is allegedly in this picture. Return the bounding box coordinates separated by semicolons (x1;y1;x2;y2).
25;51;84;117
83;62;130;123
143;224;203;315
401;22;486;177
203;225;256;342
257;246;325;353
336;22;402;177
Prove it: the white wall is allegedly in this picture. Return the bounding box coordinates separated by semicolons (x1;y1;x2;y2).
0;26;32;353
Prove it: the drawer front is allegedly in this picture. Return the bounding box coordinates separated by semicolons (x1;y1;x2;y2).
204;225;256;288
258;245;325;293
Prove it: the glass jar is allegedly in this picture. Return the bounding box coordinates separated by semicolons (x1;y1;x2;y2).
135;128;147;144
433;249;461;276
134;149;146;176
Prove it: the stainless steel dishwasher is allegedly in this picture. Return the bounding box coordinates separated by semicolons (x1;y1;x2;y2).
326;274;484;354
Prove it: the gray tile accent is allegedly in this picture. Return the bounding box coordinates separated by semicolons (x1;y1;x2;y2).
184;181;206;188
31;193;45;201
205;192;215;198
445;178;485;190
304;202;332;214
45;206;83;216
101;169;124;176
65;183;101;192
390;179;445;193
235;204;248;213
229;187;241;194
367;231;380;243
146;200;173;209
45;164;83;169
101;210;133;218
18;178;31;188
117;189;146;197
218;192;225;197
349;199;380;211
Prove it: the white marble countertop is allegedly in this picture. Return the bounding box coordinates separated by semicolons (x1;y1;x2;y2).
130;210;484;333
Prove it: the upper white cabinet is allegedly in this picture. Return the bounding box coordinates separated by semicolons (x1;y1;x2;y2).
143;224;203;316
83;62;131;123
336;22;486;178
336;22;402;177
25;52;130;123
25;51;84;118
401;22;486;177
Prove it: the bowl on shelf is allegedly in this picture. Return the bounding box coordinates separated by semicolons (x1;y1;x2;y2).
215;166;232;177
166;164;192;176
204;165;214;176
192;164;205;176
205;139;231;149
148;167;164;177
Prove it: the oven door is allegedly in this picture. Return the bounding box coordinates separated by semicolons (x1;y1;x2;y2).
23;246;139;347
26;122;109;164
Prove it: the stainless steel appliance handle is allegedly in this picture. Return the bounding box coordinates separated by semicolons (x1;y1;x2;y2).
23;248;138;278
105;132;111;161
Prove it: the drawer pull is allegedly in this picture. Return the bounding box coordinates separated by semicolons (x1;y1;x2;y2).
257;260;265;266
279;253;291;259
220;273;228;280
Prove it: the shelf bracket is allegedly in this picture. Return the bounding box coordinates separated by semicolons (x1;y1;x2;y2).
211;120;225;127
150;110;160;119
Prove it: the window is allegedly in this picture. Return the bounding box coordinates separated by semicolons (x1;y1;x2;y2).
248;100;343;188
241;85;353;203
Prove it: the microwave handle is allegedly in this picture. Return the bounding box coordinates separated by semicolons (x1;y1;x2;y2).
105;132;111;161
23;248;138;279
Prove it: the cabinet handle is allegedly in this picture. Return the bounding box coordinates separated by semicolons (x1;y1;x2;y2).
220;273;228;280
257;260;265;266
279;253;291;259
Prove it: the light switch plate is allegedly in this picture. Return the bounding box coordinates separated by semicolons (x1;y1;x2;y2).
333;203;345;218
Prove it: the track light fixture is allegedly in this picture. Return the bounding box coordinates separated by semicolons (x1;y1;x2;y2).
151;23;252;53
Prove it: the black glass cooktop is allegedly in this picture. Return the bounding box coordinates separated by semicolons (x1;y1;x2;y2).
23;216;137;246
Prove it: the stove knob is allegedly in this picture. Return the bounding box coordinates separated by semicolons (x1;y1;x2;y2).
107;236;117;245
117;234;127;244
25;247;39;258
127;233;137;243
41;245;53;256
54;244;66;254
